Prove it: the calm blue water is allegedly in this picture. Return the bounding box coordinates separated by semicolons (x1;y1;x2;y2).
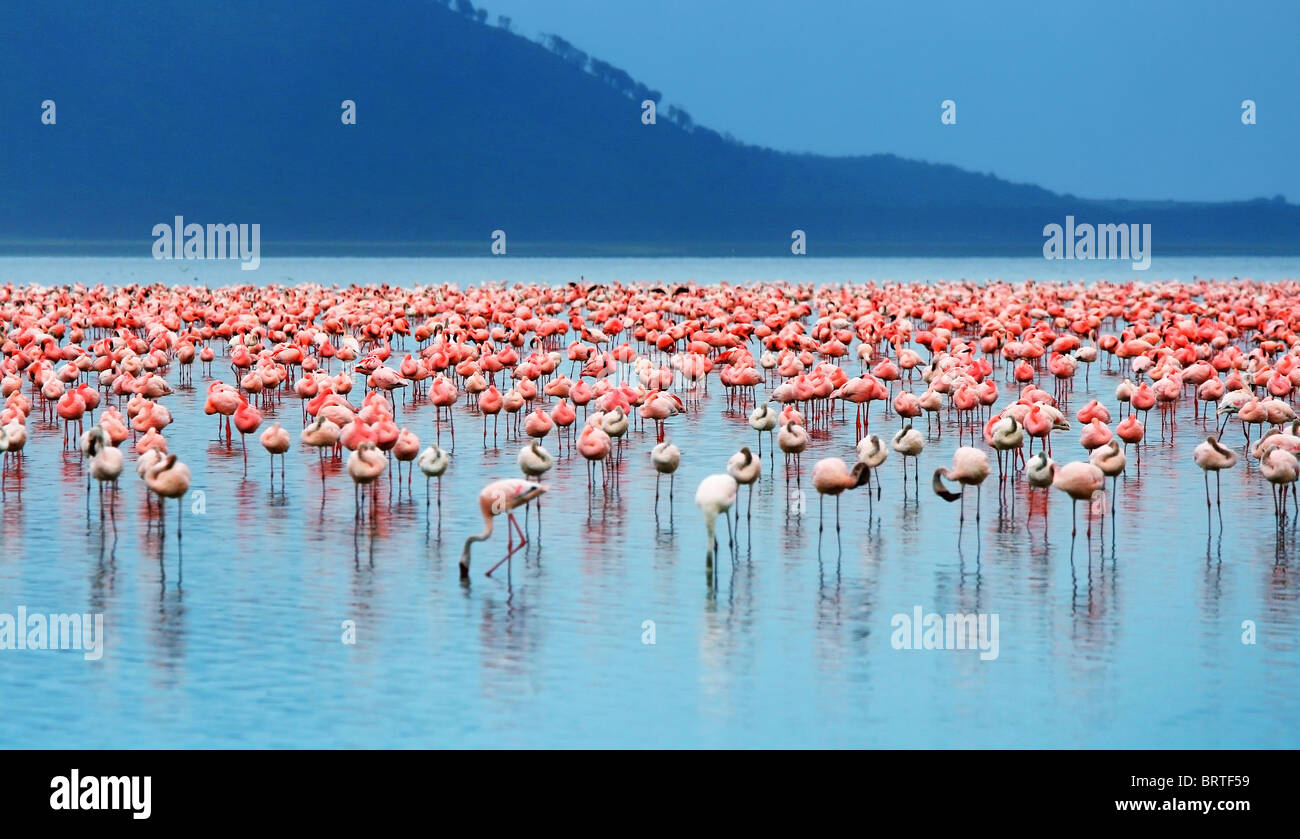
0;256;1297;748
3;254;1298;288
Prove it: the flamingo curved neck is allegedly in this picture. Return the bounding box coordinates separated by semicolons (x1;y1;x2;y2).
460;518;495;575
932;469;962;501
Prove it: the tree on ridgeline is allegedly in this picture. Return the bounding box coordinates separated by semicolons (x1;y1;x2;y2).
666;105;695;131
542;34;590;70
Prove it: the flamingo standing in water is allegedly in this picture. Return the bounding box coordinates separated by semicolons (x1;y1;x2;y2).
988;414;1024;479
417;444;450;521
137;446;167;483
749;403;778;457
259;422;291;482
811;457;870;537
389;428;420;485
1079;418;1113;452
577;424;612;488
205;383;241;443
854;434;888;501
517;442;554;532
430;376;459;444
347;441;387;517
600;407;629;462
1025;450;1056;532
82;425;124;499
1131;382;1156;431
144;453;191;536
1116;414;1144;462
518;441;554;481
1088;440;1126;513
301;416;342;485
726;446;761;521
931;446;991;524
56;389;86;449
1259;445;1299;524
777;421;810;485
1193;436;1237;513
233;399;263;469
695;473;738;566
0;418;25;481
1052;461;1106;539
417;444;450;489
651;440;680;511
524;408;554;442
460;479;548;578
479;385;503;447
890;424;924;487
549;399;577;451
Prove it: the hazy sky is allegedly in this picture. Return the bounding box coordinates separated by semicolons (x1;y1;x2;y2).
482;0;1298;202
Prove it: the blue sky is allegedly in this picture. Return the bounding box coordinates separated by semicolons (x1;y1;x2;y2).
482;0;1298;202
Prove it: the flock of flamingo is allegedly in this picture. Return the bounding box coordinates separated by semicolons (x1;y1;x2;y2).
1;277;1298;579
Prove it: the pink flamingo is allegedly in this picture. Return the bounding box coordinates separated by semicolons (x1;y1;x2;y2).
1051;461;1105;539
1079;418;1113;451
233;399;263;468
430;376;458;443
460;479;549;578
392;428;420;484
524;407;554;441
56;389;86;448
259;422;291;481
811;457;870;538
346;441;387;518
577;424;612;487
479;385;503;446
550;399;576;451
144;453;192;537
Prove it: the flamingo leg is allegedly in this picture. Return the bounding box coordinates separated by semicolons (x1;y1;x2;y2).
486;539;525;577
481;513;530;576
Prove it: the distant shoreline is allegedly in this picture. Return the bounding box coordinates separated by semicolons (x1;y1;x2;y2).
3;241;1299;258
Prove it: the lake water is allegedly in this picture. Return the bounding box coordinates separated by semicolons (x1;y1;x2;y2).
4;254;1299;288
0;256;1297;748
